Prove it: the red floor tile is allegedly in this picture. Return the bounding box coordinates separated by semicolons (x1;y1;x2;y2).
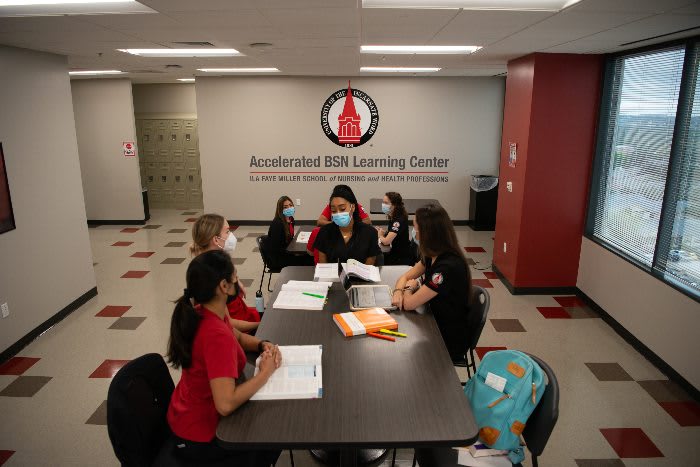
0;357;40;375
464;246;486;253
483;271;498;279
600;428;663;458
554;296;587;307
0;451;15;465
89;360;130;378
130;251;155;258
95;305;131;318
229;225;239;231
475;346;507;361
537;306;572;319
120;228;140;233
111;241;133;247
472;279;493;288
658;401;700;427
185;218;197;222
121;270;149;279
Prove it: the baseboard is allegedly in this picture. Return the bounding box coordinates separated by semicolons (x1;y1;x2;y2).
491;265;578;295
87;219;146;226
0;287;98;365
453;220;471;226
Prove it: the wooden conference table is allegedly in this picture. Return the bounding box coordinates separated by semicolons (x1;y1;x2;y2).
216;266;478;466
369;198;440;215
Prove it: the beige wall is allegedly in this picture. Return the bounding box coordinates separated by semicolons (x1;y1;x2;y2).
577;238;700;388
71;79;144;221
0;46;95;354
132;83;197;116
195;76;504;221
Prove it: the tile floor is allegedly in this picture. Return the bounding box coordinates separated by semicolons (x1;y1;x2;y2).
0;209;698;466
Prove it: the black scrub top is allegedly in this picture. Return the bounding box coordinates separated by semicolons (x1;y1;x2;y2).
423;252;474;361
314;220;380;264
383;214;410;265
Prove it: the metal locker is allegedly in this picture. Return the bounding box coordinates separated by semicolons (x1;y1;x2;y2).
184;119;197;130
142;148;156;162
171;148;184;163
148;187;163;206
173;188;187;206
184;149;198;168
156;120;168;130
188;188;203;206
161;187;174;207
156;148;169;163
157;163;172;187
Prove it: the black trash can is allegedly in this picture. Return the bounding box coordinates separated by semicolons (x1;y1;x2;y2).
469;175;498;231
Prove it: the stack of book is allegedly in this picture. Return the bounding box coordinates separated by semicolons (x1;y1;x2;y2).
272;280;332;310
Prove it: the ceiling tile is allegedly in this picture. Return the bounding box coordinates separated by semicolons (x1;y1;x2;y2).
361;8;457;42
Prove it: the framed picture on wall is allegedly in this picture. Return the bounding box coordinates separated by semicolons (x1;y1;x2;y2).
0;142;16;234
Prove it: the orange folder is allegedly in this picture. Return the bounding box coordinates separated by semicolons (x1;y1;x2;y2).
333;307;398;337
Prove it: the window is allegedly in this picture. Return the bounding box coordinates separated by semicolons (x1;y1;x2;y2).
588;40;700;300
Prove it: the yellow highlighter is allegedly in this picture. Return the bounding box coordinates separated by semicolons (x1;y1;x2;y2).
379;328;407;338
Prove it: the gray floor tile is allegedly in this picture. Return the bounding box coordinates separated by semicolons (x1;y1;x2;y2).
165;241;187;247
490;319;526;332
0;376;52;397
161;257;186;264
585;362;633;382
86;400;108;425
109;317;146;330
637;380;692;402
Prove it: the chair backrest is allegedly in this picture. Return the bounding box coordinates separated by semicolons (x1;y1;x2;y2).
467;285;490;351
107;353;175;467
522;354;559;459
256;235;270;264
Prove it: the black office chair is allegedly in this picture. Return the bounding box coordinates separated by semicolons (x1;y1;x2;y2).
412;353;559;467
257;235;281;293
453;285;491;383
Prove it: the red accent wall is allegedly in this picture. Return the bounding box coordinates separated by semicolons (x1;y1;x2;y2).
493;53;603;288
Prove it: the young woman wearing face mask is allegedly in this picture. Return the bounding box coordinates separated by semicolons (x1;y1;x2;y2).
376;191;412;266
266;196;314;269
166;250;281;465
391;204;475;362
190;214;260;333
314;185;380;265
316;184;372;226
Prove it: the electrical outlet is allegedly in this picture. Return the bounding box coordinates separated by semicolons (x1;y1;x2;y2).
503;242;507;253
1;302;8;318
296;198;301;205
507;181;513;192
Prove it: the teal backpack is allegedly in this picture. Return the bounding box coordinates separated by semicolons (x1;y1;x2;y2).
464;350;545;464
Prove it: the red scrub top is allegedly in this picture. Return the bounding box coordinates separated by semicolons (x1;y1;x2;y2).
167;307;246;442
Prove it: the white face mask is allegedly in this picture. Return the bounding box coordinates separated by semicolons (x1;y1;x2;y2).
218;232;237;254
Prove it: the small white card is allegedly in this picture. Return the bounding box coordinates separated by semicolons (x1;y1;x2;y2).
484;372;507;393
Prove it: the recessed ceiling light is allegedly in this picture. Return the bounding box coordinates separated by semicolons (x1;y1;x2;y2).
177;78;195;82
361;67;441;72
118;48;241;57
361;45;480;54
361;0;582;11
197;68;280;73
68;70;125;75
0;0;154;17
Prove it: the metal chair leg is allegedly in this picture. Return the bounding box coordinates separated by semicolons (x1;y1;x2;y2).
289;450;295;467
267;270;273;292
412;453;417;467
391;448;397;466
258;263;266;295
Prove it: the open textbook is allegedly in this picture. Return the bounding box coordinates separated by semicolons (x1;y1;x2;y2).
342;258;381;282
272;280;332;310
250;345;323;400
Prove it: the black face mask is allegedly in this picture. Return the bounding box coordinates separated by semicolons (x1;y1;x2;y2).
226;282;240;304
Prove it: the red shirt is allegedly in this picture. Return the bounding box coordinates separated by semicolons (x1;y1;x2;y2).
167;307;247;442
320;202;369;221
227;294;260;324
306;227;321;264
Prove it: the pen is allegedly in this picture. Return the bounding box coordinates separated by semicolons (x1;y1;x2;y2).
302;292;325;299
379;329;407;338
367;332;395;342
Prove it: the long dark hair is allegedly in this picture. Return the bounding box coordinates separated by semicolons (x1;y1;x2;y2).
385;191;407;221
167;250;235;369
275;195;294;242
415;204;471;292
329;185;361;223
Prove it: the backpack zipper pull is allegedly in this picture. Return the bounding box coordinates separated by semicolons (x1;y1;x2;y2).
532;383;536;404
488;394;511;408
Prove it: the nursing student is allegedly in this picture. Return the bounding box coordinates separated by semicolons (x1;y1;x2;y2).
266;196;314;268
377;191;412;266
316;184;372;226
190;214;260;333
314;185;380;264
391;204;475;362
167;250;281;465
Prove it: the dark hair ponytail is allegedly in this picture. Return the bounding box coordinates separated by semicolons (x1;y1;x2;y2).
329;185;361;222
166;250;235;369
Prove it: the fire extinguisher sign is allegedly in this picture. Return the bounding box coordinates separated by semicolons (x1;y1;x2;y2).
123;141;136;157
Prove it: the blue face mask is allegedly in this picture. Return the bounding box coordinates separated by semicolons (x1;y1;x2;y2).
381;203;391;215
332;212;352;228
282;206;295;217
411;227;419;245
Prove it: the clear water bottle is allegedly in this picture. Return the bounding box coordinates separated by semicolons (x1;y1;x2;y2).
255;290;264;315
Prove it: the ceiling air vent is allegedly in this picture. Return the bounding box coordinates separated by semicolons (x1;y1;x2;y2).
172;41;215;47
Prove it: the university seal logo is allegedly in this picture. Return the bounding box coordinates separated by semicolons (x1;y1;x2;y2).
320;80;379;148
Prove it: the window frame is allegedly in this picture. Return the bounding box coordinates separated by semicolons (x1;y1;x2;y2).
585;36;700;304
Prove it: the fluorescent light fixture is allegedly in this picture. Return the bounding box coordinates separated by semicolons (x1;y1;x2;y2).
0;0;155;16
361;67;440;72
197;68;280;73
361;45;480;54
362;0;582;11
68;70;124;75
118;48;241;57
177;78;195;82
